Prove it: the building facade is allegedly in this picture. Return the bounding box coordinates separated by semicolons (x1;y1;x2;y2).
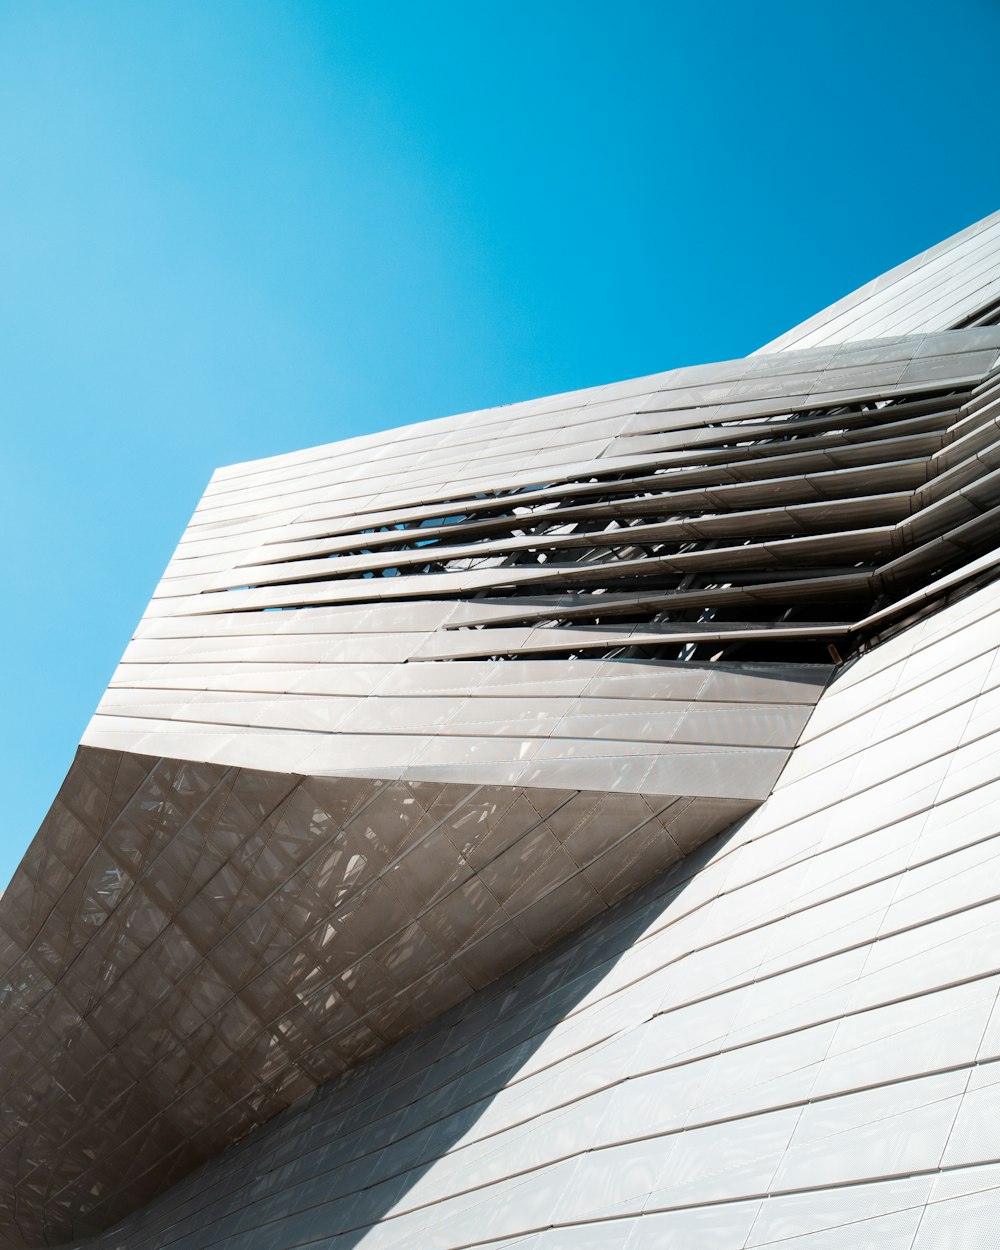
4;212;1000;1248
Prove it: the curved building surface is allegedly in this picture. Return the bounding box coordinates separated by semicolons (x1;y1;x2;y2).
3;211;1000;1248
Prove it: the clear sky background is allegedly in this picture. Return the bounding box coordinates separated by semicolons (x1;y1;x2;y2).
2;0;1000;889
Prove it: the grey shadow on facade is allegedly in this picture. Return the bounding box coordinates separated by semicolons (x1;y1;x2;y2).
81;819;747;1250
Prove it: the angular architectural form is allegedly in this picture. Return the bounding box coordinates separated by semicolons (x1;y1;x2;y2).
4;211;1000;1249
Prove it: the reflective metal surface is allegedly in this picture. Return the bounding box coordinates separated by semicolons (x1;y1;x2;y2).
0;749;769;1244
4;210;1000;1247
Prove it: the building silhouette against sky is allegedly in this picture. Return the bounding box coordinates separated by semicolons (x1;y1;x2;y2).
4;212;1000;1248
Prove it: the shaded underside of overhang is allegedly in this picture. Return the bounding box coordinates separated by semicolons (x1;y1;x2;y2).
0;737;792;1247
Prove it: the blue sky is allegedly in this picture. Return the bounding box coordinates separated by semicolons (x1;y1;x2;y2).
2;0;1000;888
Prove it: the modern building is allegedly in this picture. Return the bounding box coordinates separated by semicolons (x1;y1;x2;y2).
4;211;1000;1249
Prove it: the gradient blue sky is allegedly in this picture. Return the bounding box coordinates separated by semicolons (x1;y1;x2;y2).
3;0;1000;888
